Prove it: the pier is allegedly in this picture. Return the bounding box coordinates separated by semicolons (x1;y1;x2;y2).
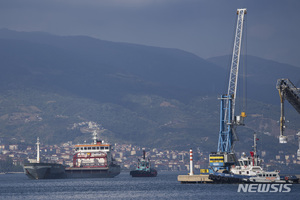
178;174;300;184
177;174;213;184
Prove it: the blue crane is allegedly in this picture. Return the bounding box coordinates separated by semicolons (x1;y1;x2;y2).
209;8;247;173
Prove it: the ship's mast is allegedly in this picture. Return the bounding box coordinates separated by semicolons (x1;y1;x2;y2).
36;137;40;163
93;130;98;144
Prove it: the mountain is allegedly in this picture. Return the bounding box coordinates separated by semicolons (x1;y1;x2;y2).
0;29;299;156
0;29;225;101
207;55;300;104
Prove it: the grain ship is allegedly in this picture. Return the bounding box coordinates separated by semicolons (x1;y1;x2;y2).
23;133;120;179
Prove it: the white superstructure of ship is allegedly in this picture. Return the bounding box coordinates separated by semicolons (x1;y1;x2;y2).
65;130;120;178
72;131;117;168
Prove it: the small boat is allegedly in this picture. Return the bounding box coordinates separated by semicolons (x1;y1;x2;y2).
130;150;157;177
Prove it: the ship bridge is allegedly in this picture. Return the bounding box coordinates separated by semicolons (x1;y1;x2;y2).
75;143;111;153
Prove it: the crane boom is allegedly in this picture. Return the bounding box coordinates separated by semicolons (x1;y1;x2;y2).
226;8;247;121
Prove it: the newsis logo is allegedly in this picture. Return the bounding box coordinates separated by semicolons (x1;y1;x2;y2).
237;184;292;193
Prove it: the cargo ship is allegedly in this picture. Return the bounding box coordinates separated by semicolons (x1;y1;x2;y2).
130;150;157;177
23;132;120;179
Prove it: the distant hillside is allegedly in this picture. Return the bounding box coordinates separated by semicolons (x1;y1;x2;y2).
0;29;299;156
0;29;225;101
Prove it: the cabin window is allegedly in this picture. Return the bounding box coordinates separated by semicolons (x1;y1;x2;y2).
84;147;87;150
97;147;99;150
101;147;104;150
88;147;91;150
273;174;276;177
105;147;109;150
81;147;83;150
92;147;96;150
258;174;262;177
263;174;265;177
76;148;79;151
247;171;249;174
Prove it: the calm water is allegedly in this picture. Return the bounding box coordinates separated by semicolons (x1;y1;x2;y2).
0;172;299;200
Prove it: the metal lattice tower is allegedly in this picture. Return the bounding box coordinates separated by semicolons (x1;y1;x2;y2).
225;8;247;123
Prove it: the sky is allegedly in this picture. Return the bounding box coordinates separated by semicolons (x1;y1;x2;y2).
0;0;300;67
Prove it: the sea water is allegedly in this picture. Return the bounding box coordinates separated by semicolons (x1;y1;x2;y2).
0;172;299;200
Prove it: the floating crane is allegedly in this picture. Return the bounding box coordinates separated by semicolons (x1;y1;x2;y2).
276;79;300;143
209;8;247;173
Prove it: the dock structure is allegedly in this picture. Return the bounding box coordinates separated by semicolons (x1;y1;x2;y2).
178;174;300;184
177;174;213;184
296;175;300;183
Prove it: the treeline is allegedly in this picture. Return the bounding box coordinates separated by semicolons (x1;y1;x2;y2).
0;158;23;172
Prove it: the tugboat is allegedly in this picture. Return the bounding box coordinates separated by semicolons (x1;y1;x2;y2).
209;133;298;183
130;150;157;177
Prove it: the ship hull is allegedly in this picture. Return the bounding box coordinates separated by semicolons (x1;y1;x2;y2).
208;172;251;184
65;164;121;178
23;163;66;179
130;169;157;177
23;163;120;179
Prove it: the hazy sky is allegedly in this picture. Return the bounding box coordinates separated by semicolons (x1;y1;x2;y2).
1;0;300;67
